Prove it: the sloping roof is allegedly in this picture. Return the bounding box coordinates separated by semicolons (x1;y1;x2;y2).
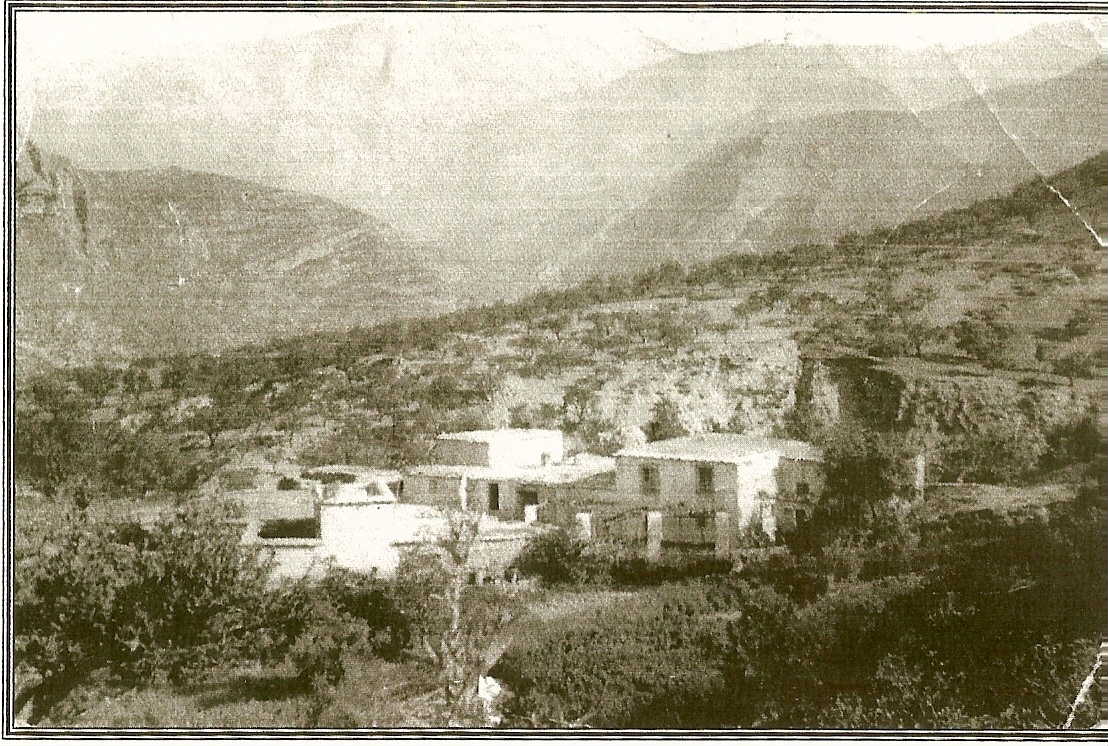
436;428;562;443
617;433;823;463
405;454;616;485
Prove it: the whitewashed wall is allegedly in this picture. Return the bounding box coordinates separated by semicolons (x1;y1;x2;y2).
485;431;564;469
614;456;737;510
319;502;444;577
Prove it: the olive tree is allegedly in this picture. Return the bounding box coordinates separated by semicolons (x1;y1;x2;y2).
393;477;519;726
14;500;270;723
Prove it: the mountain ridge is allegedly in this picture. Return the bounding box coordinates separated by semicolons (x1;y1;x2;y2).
15;144;448;371
577;56;1107;272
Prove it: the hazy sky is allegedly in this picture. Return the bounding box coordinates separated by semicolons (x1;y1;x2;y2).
16;11;1106;74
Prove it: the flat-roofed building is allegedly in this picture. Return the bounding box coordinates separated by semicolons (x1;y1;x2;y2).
615;433;824;535
428;429;564;470
404;453;616;523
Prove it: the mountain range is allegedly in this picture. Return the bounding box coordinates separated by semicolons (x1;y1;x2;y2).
585;57;1107;270
15;18;1108;367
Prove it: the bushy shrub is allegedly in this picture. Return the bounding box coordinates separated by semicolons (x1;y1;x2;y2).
606;552;729;587
1052;349;1097;383
952;309;1014;363
14;500;271;723
815;421;914;527
513;530;731;589
495;580;759;727
286;599;373;687
219;468;257;490
511;528;589;585
1062;305;1098;340
315;568;412;660
738;552;829;603
939;417;1048;485
260;568;411;678
300;470;357;485
276;475;301;490
251;433;284;448
508;402;562;430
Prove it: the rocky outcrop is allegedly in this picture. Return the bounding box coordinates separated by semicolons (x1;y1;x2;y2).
792;354;1095;442
792;355;906;433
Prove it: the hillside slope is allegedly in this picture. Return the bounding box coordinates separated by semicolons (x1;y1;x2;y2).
15;153;1105;509
840;19;1106;110
587;110;967;264
876;150;1108;247
15;143;443;370
404;43;909;277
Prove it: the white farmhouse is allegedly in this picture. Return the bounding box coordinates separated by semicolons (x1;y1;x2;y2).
428;428;564;469
403;429;613;523
251;475;540;583
614;433;824;536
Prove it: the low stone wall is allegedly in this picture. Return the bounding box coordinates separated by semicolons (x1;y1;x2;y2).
593;508;648;544
393;530;537;585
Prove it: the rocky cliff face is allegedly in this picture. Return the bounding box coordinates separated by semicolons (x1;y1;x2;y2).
15;142;90;254
791;355;1096;480
792;356;907;435
15;143;444;372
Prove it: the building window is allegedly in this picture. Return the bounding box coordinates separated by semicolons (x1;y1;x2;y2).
519;488;539;506
640;465;659;495
796;482;810;498
540;452;551;466
697;464;714;494
488;482;500;512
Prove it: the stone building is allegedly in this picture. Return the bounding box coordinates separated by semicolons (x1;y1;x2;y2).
614;433;824;536
403;429;613;522
250;476;540;582
262;428;828;577
428;429;564;469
